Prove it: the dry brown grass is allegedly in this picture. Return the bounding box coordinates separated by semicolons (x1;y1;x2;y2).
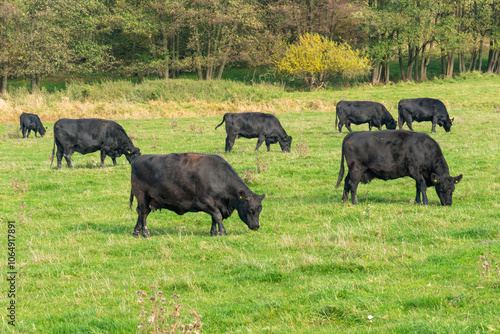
0;95;332;124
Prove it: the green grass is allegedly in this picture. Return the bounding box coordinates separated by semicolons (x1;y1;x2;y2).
1;77;500;333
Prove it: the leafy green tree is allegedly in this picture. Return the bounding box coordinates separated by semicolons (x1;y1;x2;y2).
17;0;74;93
274;33;371;89
0;1;22;94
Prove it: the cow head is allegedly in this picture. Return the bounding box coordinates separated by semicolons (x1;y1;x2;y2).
236;190;265;231
125;147;141;164
431;173;463;206
385;119;397;130
443;117;454;132
39;126;47;137
278;135;293;153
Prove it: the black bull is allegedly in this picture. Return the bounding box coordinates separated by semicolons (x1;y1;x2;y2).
215;112;292;152
336;131;462;205
51;118;141;168
130;153;265;237
335;100;397;133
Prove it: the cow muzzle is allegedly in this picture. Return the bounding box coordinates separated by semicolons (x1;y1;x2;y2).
251;225;260;231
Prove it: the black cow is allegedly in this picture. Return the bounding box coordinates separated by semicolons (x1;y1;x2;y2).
336;131;462;206
51;118;141;169
215;112;292;153
19;112;46;138
398;98;454;133
129;153;265;237
335;101;397;133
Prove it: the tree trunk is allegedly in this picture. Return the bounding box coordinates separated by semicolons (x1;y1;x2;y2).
398;46;406;81
406;46;414;81
468;50;476;72
447;53;454;77
30;74;37;94
217;57;227;80
36;74;41;89
458;53;466;73
414;48;419;81
383;59;390;84
477;41;483;72
0;64;7;95
371;62;381;85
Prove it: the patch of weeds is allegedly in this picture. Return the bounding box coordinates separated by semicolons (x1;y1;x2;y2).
129;130;137;140
317;305;362;324
2;125;20;141
151;137;157;150
479;250;500;287
17;202;33;224
295;142;308;156
170;119;178;128
136;287;202;333
11;177;29;195
241;169;257;185
256;156;268;173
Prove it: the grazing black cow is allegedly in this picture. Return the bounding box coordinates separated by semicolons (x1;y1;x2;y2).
336;131;462;206
398;98;454;133
335;100;397;133
51;118;141;169
19;112;46;138
129;153;265;237
215;112;292;153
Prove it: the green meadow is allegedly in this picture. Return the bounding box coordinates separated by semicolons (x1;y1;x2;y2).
1;75;499;333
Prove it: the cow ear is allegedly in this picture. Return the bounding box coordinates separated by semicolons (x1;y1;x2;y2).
451;118;454;123
454;174;463;184
431;173;440;184
259;194;266;201
238;189;246;200
283;136;287;141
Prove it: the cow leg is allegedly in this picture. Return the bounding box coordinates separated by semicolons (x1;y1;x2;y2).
225;135;236;153
415;180;422;204
345;122;353;133
63;149;74;168
342;172;352;202
338;120;343;133
112;157;117;166
265;140;271;152
368;123;373;131
21;127;27;138
415;179;429;205
56;144;64;169
406;120;414;131
210;215;226;236
27;129;31;138
347;170;363;205
134;193;151;238
431;116;438;133
100;150;107;168
255;134;265;151
134;207;151;238
34;131;38;138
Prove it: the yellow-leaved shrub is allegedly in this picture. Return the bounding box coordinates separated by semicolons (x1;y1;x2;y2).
274;33;372;89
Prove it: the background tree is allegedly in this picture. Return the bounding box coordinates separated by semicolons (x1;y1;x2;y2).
17;0;73;93
0;1;21;94
274;33;371;89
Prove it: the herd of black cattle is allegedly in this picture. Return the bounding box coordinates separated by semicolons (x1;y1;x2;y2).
18;97;462;236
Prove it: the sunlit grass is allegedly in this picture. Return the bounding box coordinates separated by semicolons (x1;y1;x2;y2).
0;76;499;333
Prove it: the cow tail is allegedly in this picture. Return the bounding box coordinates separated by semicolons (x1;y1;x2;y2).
214;114;227;130
336;143;345;188
50;139;56;168
129;190;134;209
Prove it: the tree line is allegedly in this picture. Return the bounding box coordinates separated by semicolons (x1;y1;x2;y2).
1;0;499;94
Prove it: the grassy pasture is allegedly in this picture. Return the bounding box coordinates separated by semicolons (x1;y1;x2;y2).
1;76;500;333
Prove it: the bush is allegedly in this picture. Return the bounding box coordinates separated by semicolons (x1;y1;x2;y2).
274;33;371;90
